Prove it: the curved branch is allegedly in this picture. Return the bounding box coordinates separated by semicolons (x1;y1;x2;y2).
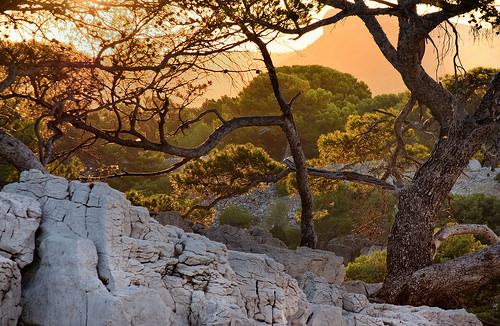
0;64;18;93
82;157;192;181
283;159;398;194
0;128;46;173
70;115;285;158
387;243;500;307
432;224;500;258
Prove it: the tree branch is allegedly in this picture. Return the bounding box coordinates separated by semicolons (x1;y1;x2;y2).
283;159;398;194
182;168;292;217
0;128;46;173
69;115;285;158
387;243;500;307
432;224;500;258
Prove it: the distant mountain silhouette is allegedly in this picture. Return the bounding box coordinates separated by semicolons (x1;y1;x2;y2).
273;15;500;95
202;15;499;101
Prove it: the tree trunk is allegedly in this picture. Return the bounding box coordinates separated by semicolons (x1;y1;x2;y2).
388;243;500;308
282;117;317;248
0;128;46;173
379;117;495;302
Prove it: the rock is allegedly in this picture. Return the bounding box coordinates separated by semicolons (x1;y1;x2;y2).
326;234;376;263
468;159;482;171
151;210;194;232
306;304;345;326
251;245;345;285
228;250;310;324
342;280;382;298
298;272;344;308
0;256;22;326
0;192;42;268
2;170;485;326
3;171;254;326
198;224;288;251
198;224;345;285
343;304;482;326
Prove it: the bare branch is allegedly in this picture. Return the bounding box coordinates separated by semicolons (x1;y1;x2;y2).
384;243;500;306
69;115;285;158
0;128;46;173
83;157;192;181
0;64;18;93
283;159;398;194
432;224;500;258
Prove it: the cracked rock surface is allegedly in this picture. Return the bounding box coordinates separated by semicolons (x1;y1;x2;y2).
0;170;484;326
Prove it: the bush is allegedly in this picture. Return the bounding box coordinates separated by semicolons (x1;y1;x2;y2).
439;193;500;233
219;205;253;228
345;250;387;283
274;180;289;196
434;233;486;263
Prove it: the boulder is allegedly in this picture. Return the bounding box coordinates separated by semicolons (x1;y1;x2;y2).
4;171;254;326
343;304;482;326
198;224;288;250
342;280;383;298
0;192;42;268
198;224;345;285
0;256;22;326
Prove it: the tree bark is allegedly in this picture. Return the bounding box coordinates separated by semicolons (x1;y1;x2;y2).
384;243;500;308
0;128;46;173
432;224;500;258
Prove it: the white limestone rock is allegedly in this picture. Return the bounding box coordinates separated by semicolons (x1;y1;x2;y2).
228;250;310;325
298;272;344;308
0;256;22;326
4;171;253;326
306;304;345;326
343;304;482;326
250;245;345;285
2;170;485;326
342;280;382;298
0;192;41;268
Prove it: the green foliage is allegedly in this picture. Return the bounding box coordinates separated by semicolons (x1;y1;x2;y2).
171;143;284;202
311;184;398;247
434;233;486;263
317;106;430;170
440;67;500;114
345;250;387;283
219;205;253;228
125;189;215;225
48;157;84;181
261;201;301;249
439;193;500;233
204;65;371;159
495;172;500;183
465;278;500;324
274;180;289;196
261;201;289;229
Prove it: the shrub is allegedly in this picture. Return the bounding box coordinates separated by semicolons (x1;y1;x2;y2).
274;180;289;196
439;193;500;233
434;233;486;263
219;205;253;228
345;250;387;283
284;227;301;249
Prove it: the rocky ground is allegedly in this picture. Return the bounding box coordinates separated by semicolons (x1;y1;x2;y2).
0;170;485;325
